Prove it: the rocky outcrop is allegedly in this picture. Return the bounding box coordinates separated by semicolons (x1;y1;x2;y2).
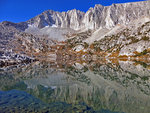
88;19;150;57
0;22;54;66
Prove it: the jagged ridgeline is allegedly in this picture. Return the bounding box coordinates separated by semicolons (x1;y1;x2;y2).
0;1;150;66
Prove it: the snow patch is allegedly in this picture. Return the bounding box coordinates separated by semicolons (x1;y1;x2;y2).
51;24;58;28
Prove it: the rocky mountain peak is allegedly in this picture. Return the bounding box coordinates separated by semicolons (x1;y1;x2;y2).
26;1;150;30
94;4;104;10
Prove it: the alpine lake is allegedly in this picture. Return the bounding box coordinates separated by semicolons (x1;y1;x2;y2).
0;58;150;113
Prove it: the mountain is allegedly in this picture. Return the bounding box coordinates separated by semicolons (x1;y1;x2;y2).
27;1;150;30
0;0;150;66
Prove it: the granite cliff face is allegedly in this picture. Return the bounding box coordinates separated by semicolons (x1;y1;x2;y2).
27;1;150;30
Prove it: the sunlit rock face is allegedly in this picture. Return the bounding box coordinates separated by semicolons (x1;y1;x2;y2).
27;9;85;30
27;1;150;30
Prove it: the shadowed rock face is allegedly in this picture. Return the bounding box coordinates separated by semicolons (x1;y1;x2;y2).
1;21;28;31
27;1;150;30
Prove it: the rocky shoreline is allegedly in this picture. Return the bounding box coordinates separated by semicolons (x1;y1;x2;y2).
0;51;36;67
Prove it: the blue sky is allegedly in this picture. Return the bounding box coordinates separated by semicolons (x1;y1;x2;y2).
0;0;146;23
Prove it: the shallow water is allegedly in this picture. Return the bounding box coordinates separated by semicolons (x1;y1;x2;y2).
0;60;150;113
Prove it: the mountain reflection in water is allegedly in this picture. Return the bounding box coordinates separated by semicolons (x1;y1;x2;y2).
0;59;150;113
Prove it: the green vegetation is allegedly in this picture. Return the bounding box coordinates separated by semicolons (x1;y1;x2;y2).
83;42;89;49
142;36;149;41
